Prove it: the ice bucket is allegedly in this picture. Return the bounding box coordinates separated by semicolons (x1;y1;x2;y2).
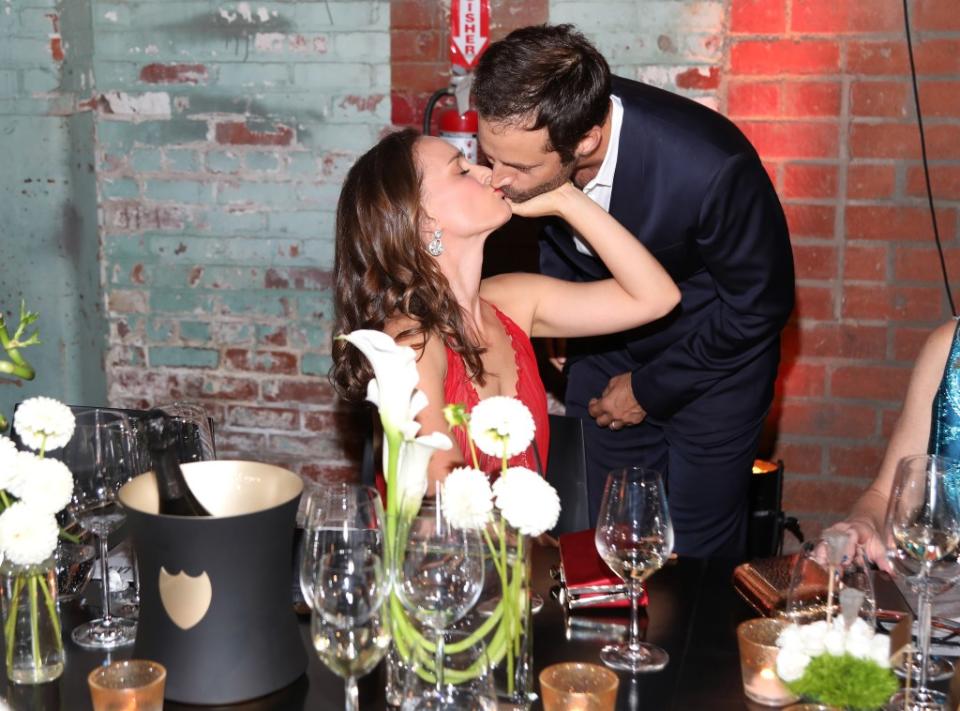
118;461;306;705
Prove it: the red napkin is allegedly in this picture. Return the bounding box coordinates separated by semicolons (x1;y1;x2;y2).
558;529;648;609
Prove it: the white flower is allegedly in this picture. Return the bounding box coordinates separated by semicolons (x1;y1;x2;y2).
798;619;829;656
13;396;75;453
442;467;493;530
5;451;39;499
468;396;535;459
776;623;803;651
0;502;59;565
396;432;452;518
869;633;891;668
776;646;810;683
0;436;19;491
340;330;421;436
16;457;74;514
492;466;560;536
823;625;845;656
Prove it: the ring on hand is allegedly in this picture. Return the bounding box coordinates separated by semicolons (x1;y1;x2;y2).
609;420;622;431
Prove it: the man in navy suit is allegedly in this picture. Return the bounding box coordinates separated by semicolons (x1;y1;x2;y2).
474;25;794;558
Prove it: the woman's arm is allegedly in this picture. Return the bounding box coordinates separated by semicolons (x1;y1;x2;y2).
825;319;956;566
480;183;680;339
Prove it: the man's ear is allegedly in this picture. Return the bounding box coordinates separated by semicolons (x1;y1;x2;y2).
575;125;603;159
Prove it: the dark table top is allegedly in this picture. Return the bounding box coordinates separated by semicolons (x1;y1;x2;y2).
0;548;771;711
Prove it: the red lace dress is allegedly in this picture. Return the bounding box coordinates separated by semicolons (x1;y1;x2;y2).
445;304;550;477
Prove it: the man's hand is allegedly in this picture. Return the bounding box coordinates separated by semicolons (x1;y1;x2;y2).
587;372;646;430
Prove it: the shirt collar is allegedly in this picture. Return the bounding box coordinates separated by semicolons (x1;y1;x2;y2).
583;95;623;192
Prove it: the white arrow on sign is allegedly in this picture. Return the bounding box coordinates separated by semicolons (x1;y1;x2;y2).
452;0;488;69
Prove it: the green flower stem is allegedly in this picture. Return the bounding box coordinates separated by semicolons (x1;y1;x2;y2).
0;490;10;510
57;529;79;544
29;575;39;672
38;571;61;645
39;434;47;459
483;527;506;582
5;575;22;670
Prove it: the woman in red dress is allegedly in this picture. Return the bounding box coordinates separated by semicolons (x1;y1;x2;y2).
331;129;679;491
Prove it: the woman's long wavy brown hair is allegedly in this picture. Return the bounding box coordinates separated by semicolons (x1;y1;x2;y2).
330;128;485;402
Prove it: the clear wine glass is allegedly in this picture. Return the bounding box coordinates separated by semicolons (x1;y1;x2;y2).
60;409;143;649
395;501;484;702
312;548;390;711
884;453;960;711
299;483;384;610
595;466;674;673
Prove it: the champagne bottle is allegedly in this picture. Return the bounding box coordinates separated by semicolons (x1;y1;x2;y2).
145;410;211;517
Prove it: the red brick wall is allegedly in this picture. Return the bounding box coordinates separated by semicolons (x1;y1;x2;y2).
724;0;960;540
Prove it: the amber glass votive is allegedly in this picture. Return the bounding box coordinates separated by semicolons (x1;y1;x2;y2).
736;618;799;707
540;662;619;711
88;660;166;711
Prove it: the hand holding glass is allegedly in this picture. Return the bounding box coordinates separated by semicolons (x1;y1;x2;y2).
884;454;960;711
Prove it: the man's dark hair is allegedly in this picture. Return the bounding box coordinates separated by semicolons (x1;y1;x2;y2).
473;24;611;164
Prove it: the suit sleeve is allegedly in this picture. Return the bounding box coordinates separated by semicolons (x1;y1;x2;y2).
631;152;795;420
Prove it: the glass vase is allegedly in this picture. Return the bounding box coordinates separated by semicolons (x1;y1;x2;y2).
468;518;533;710
0;556;64;684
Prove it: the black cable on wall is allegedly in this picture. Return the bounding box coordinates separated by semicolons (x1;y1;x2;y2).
902;0;956;316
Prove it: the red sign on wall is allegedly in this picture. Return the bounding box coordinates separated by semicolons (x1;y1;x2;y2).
449;0;490;70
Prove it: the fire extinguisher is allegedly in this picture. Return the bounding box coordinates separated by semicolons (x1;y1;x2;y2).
423;74;479;164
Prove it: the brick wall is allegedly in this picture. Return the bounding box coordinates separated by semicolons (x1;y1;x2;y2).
725;0;960;539
96;1;390;481
551;0;725;108
5;1;959;528
0;0;107;418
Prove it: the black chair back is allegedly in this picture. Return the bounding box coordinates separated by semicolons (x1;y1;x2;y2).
544;414;590;536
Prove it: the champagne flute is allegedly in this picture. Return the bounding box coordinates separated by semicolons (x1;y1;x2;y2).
595;466;673;673
60;410;143;649
395;501;484;703
312;548;390;711
885;454;960;711
299;483;384;610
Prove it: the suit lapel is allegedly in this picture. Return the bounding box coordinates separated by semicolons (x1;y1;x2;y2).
609;81;647;240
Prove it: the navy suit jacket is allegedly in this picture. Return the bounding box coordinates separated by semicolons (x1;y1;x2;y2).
541;76;795;423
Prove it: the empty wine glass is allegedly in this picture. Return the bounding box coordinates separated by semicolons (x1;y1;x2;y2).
299;483;384;610
885;454;960;711
312;548;390;711
60;410;143;649
400;629;495;711
595;466;674;673
395;500;484;703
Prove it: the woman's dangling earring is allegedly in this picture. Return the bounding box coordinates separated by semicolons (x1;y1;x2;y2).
427;229;444;257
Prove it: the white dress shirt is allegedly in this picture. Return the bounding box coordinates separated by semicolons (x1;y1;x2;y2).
573;94;623;257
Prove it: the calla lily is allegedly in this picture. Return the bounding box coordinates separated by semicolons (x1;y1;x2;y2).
397;431;452;518
339;330;420;436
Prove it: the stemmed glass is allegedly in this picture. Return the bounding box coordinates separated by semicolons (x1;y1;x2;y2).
884;454;960;711
312;548;390;711
595;466;674;673
299;483;384;610
60;410;143;649
395;501;484;708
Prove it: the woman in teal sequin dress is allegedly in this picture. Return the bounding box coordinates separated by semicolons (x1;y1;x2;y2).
826;319;960;568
